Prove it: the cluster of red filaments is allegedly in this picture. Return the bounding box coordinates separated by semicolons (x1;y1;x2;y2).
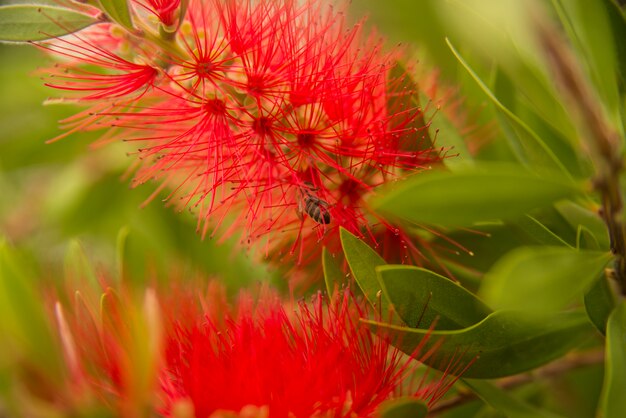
57;281;464;417
39;0;442;268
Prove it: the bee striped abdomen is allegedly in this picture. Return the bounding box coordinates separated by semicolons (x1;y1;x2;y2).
304;195;331;224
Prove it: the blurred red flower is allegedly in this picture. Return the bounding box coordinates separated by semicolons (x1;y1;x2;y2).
54;282;467;417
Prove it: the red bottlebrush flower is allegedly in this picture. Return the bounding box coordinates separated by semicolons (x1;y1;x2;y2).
50;278;467;417
160;288;463;418
37;0;447;274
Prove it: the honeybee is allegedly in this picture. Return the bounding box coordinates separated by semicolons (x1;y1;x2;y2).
298;182;331;225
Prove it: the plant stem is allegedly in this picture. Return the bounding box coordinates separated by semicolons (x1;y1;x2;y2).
537;17;626;295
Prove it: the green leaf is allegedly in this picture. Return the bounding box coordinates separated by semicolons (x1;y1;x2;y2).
556;201;610;250
378;397;428;418
322;247;344;296
340;228;391;313
387;62;434;153
602;0;626;87
116;225;129;282
464;380;565;418
480;246;610;313
420;91;474;170
585;274;617;335
577;225;601;250
447;39;573;177
0;240;63;379
0;5;98;42
599;301;626;418
552;0;623;135
64;239;99;289
376;265;492;329
372;164;580;227
364;309;592;379
510;215;573;248
99;0;133;30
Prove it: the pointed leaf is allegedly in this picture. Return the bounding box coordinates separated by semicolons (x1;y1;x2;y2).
0;241;63;378
365;309;592;378
577;225;600;250
464;380;565;418
373;164;579;227
510;215;573;248
322;247;344;296
0;5;98;42
387;62;433;152
552;0;623;134
99;0;133;30
480;246;610;313
421;92;474;169
447;39;572;177
64;239;99;289
599;301;626;418
556;201;610;250
376;265;492;330
340;228;391;312
379;397;428;418
585;274;617;335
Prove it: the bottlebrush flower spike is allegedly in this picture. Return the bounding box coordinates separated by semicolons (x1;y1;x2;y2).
160;287;465;417
36;0;447;271
50;279;468;417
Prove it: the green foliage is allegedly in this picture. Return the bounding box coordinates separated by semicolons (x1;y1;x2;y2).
378;398;428;418
322;246;344;295
341;229;593;380
377;265;492;329
446;40;575;177
365;309;592;379
98;0;134;30
0;241;64;390
479;246;610;313
599;301;626;418
372;163;580;227
463;380;564;418
340;228;390;312
0;4;97;42
585;274;617;335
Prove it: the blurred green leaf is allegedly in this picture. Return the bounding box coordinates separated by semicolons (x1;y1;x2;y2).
322;247;343;296
599;301;626;418
116;226;129;282
510;215;573;248
602;0;626;88
479;246;610;313
378;397;428;418
0;240;63;380
492;69;585;178
98;0;133;30
376;265;492;329
447;39;573;177
464;380;565;418
556;201;610;250
420;92;474;170
373;164;580;227
553;0;623;135
64;239;99;289
585;274;617;335
387;62;433;152
365;309;592;379
577;225;601;250
340;228;391;313
0;5;97;42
